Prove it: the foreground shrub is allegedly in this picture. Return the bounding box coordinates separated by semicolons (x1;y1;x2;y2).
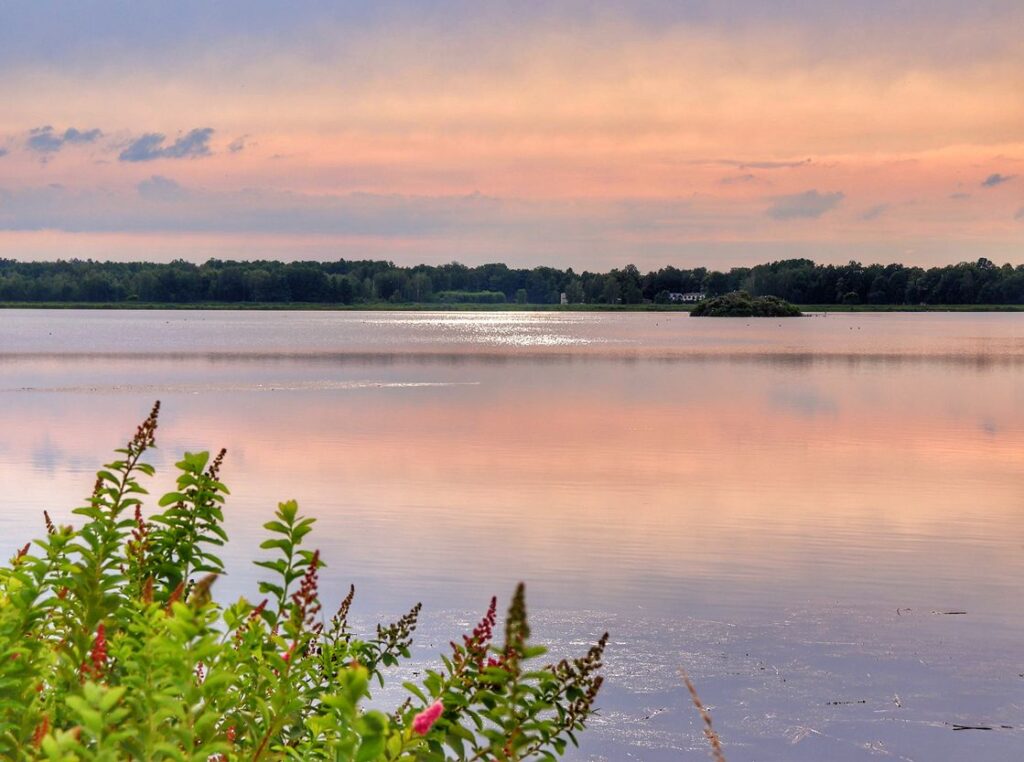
0;403;606;760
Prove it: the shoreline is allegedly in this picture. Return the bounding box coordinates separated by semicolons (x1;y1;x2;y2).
1;301;1024;313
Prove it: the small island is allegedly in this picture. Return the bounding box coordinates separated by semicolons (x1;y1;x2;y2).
691;290;803;317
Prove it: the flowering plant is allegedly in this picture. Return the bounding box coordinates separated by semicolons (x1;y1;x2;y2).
0;403;606;760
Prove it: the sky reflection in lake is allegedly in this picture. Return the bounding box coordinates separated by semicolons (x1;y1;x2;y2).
1;310;1022;760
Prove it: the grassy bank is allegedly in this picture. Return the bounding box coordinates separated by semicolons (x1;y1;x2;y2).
0;300;694;312
1;301;1024;312
798;303;1024;312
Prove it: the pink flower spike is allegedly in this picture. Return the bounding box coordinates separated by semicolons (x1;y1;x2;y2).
412;699;444;735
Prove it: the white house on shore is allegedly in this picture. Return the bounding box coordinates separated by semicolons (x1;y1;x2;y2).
669;291;706;303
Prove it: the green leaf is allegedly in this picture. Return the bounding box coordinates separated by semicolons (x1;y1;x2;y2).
99;685;127;712
403;682;428;703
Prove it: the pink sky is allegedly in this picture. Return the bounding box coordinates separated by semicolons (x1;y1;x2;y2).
0;3;1021;268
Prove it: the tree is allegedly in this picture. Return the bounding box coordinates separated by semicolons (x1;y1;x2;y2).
600;277;621;304
1;256;1024;306
565;279;584;304
617;264;643;304
867;275;888;305
410;272;433;302
703;271;730;297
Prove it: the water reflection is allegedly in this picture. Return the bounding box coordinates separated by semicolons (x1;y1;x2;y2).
1;310;1022;760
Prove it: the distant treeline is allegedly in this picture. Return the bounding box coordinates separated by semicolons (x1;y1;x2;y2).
1;256;1023;305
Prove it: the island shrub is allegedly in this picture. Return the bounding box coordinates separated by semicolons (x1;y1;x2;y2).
0;403;606;760
690;291;802;317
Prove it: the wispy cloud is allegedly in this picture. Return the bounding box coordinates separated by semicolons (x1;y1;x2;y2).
119;128;214;162
766;190;844;220
700;158;811;170
720;173;758;186
0;148;8;158
0;184;507;236
228;136;247;153
949;192;972;200
137;175;188;202
859;203;889;221
735;159;811;170
0;185;730;245
981;172;1015;187
1015;208;1024;221
26;125;102;155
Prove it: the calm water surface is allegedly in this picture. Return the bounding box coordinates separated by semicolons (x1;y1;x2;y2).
1;310;1022;760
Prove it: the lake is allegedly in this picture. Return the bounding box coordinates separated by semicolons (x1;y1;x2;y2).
1;309;1022;760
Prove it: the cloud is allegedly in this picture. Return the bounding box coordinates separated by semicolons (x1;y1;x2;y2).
3;180;1022;268
701;158;811;170
137;175;188;202
119;134;165;161
859;203;888;221
0;184;506;237
63;127;103;144
119;128;214;161
736;159;811;170
228;136;247;153
0;1;1022;77
949;192;971;200
0;148;7;158
26;125;102;155
0;185;726;250
766;190;844;220
981;173;1015;187
1015;208;1024;221
26;127;63;153
719;173;758;185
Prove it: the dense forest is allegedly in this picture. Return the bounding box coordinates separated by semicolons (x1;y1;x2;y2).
1;256;1023;305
